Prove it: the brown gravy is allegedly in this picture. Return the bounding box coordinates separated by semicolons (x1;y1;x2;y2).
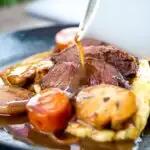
0;115;144;150
74;36;85;72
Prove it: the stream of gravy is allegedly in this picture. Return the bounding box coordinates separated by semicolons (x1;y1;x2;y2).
74;35;85;72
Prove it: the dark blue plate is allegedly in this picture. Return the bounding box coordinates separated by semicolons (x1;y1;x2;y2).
0;25;149;150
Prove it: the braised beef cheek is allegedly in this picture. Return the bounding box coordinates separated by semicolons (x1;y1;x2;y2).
52;39;106;64
81;39;107;47
41;62;86;93
41;58;130;92
85;57;130;89
85;46;138;77
51;45;80;65
51;44;138;77
42;40;137;91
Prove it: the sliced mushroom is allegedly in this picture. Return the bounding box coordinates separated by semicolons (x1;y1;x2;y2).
6;65;35;87
1;59;53;87
0;86;34;115
0;51;53;87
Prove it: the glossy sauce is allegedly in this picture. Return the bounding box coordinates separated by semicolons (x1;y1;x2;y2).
74;35;85;72
0;115;145;150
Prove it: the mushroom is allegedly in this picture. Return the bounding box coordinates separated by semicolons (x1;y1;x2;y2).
0;86;34;115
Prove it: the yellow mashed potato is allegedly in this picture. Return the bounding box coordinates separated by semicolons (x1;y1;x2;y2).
65;60;150;141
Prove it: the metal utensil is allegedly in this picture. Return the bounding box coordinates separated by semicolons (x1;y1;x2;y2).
78;0;150;58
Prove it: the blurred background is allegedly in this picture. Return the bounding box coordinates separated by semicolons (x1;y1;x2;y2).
0;0;88;33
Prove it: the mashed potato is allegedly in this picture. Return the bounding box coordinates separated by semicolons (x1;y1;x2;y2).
65;60;150;141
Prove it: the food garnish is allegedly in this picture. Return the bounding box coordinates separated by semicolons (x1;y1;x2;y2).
0;86;34;115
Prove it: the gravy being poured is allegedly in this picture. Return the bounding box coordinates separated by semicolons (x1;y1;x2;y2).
74;35;85;72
